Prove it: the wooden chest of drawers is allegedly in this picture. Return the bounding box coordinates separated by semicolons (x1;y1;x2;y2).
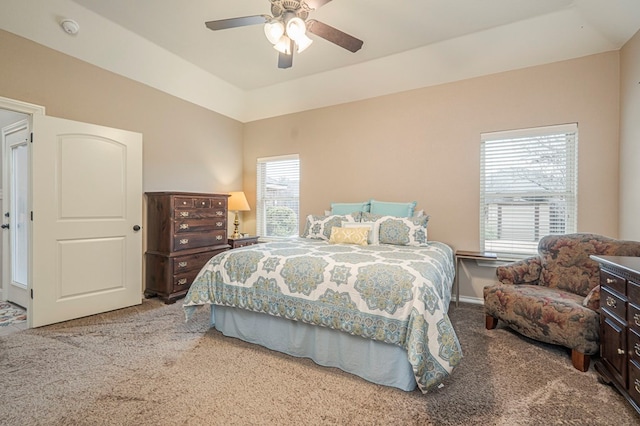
145;192;230;303
591;255;640;415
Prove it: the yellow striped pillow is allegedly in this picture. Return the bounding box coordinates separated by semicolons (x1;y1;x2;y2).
329;226;369;245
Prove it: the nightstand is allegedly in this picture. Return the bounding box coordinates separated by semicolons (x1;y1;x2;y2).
228;235;260;249
454;250;498;307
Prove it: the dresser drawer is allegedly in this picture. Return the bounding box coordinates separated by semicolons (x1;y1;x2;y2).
629;360;640;408
172;251;216;275
629;329;640;365
629;303;640;332
172;269;201;292
601;269;626;296
629;280;640;305
174;208;226;220
174;218;226;234
174;196;194;209
602;286;627;322
172;230;226;251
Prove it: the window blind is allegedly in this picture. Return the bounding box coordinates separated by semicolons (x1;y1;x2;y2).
256;154;300;238
480;123;578;258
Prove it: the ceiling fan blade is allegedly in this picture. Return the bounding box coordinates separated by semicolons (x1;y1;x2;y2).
305;0;333;9
278;39;295;69
205;15;267;31
306;20;363;53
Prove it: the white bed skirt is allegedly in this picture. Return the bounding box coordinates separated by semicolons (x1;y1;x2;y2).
211;305;417;392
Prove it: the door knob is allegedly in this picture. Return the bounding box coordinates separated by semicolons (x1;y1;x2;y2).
133;225;141;231
1;224;9;229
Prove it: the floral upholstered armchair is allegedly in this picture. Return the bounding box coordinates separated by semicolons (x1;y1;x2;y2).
483;233;640;372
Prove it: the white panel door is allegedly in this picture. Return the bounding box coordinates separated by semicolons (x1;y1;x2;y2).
31;115;143;327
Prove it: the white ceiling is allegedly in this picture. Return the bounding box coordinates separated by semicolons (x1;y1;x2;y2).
1;0;640;122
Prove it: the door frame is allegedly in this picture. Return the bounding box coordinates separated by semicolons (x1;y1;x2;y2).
0;96;45;328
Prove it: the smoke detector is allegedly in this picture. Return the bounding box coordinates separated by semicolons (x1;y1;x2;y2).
60;19;80;35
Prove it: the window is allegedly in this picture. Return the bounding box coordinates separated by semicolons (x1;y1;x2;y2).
480;123;578;258
257;154;300;238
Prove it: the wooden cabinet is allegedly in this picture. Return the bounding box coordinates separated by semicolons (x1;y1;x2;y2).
591;255;640;414
145;192;230;303
228;235;260;249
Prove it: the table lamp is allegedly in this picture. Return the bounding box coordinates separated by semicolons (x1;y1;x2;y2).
228;191;251;239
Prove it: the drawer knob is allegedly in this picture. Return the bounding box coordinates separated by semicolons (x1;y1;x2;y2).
216;222;223;227
201;201;206;205
177;278;187;286
216;235;222;240
179;238;189;245
635;342;640;357
178;261;188;268
182;201;187;205
617;348;625;355
606;296;617;309
179;224;189;230
180;212;189;217
606;278;615;284
635;314;640;327
216;211;223;216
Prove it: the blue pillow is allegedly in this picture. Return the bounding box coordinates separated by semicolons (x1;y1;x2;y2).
369;199;417;218
330;201;370;215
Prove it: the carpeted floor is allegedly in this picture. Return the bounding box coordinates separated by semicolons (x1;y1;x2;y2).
0;299;638;425
0;302;26;327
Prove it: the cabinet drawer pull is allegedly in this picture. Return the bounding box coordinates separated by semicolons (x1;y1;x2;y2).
216;221;223;227
636;379;640;394
178;261;188;268
217;201;222;206
179;238;189;245
216;235;222;240
635;313;640;327
180;211;189;218
182;201;188;205
606;296;617;308
606;278;616;284
177;278;188;286
617;348;625;355
179;224;189;230
635;342;640;357
216;211;223;216
201;201;206;206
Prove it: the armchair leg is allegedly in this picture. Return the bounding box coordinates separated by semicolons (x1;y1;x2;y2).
571;349;590;372
485;314;498;330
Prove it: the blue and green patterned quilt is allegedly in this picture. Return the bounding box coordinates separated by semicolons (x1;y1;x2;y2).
183;238;462;392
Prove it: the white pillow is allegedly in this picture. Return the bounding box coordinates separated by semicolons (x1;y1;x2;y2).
343;221;380;245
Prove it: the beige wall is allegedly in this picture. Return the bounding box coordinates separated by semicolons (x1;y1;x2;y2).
0;30;244;194
244;51;622;301
620;29;640;240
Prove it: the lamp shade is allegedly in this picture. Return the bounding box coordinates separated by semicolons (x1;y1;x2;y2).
228;191;250;212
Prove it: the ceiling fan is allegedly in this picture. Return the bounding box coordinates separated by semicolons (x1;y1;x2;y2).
205;0;364;69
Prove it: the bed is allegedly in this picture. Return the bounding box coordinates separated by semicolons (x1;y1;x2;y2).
183;211;463;393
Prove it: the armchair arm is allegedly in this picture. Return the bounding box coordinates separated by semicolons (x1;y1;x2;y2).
496;257;542;285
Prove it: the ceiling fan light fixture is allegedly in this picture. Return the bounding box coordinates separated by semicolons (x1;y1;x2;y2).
273;35;293;54
285;17;307;42
296;33;313;53
264;19;285;44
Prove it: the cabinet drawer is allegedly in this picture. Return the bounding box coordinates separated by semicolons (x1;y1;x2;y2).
602;286;627;322
174;208;226;220
601;269;626;295
172;230;226;251
629;280;640;305
172;252;216;275
174;218;226;234
630;329;640;365
173;269;201;292
174;197;194;209
629;303;640;332
629;360;640;408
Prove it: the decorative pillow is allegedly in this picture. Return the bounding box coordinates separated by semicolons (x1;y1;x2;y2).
330;201;371;215
329;227;369;246
343;221;380;245
361;213;429;246
369;199;417;218
301;213;361;240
